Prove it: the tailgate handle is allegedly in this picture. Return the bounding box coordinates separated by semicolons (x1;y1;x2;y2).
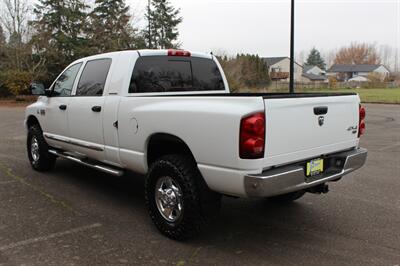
314;106;328;115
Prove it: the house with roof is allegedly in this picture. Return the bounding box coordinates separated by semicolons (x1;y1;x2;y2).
303;65;325;76
327;64;390;81
263;57;306;82
302;65;328;83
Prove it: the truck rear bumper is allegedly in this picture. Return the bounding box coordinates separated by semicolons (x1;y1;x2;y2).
244;148;367;198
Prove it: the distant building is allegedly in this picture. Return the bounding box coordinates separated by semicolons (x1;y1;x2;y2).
302;65;328;83
303;65;325;76
327;64;390;81
263;57;306;82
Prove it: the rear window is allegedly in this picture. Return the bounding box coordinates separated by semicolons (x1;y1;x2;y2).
129;56;225;93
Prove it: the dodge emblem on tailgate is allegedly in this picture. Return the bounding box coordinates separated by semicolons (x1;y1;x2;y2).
318;116;324;126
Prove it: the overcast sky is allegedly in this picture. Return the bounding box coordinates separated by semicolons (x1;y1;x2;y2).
130;0;399;65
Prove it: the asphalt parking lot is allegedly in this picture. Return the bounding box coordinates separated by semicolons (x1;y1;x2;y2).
0;103;399;265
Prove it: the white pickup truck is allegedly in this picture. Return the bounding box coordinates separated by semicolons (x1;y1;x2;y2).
25;49;367;239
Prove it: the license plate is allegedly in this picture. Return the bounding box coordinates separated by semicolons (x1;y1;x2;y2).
306;158;324;177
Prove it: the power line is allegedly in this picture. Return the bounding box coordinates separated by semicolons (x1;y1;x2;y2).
289;0;295;93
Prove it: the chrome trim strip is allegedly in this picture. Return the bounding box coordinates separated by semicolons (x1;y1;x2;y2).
44;134;104;152
48;149;123;176
244;148;367;198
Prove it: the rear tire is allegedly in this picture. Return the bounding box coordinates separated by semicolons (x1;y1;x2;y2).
145;154;221;240
27;124;56;171
269;190;305;203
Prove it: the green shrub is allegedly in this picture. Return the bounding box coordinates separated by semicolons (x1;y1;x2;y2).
0;70;33;96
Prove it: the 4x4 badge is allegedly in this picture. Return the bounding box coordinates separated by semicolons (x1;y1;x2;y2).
347;125;358;134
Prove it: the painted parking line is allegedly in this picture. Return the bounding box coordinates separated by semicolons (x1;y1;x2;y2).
0;161;80;215
0;180;16;185
0;223;102;251
0;154;26;162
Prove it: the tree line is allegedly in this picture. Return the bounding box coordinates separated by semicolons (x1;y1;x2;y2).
0;0;396;97
218;54;270;92
300;42;398;72
0;0;182;96
217;42;394;92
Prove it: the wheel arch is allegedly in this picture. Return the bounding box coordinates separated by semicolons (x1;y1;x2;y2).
26;115;41;130
146;133;197;168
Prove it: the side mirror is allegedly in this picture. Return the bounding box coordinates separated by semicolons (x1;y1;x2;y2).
29;83;46;95
44;89;52;97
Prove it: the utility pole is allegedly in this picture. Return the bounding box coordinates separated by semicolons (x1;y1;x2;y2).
148;0;151;48
289;0;295;93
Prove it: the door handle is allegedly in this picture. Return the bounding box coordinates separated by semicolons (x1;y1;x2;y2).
59;104;67;110
314;106;328;115
91;106;102;112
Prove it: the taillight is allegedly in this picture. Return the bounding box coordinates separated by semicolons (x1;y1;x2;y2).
240;112;265;159
358;105;366;137
167;49;191;57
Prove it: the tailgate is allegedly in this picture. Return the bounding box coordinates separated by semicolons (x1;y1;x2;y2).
263;95;360;167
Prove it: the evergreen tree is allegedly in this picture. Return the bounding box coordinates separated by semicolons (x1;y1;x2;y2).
31;0;89;80
144;0;182;49
306;47;326;70
89;0;144;53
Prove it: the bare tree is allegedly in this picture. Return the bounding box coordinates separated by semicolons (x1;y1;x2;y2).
323;49;336;70
334;43;381;65
0;0;31;70
379;44;394;70
296;50;306;66
0;0;30;40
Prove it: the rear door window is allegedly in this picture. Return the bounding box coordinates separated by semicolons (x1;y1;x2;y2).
76;58;112;96
129;56;224;93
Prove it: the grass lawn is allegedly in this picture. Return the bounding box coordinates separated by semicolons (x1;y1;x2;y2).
349;88;400;104
303;88;400;104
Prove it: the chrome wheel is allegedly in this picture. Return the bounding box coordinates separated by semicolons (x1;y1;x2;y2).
155;176;183;222
31;136;40;162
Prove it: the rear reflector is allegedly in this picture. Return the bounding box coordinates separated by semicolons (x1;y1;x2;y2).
167;49;191;57
240;112;265;159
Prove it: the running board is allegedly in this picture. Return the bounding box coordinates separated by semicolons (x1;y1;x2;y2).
48;149;124;177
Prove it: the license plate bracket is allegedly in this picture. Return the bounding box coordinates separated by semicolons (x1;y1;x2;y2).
306;158;324;178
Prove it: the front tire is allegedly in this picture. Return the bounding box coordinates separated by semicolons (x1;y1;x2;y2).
145;154;221;240
27;124;56;171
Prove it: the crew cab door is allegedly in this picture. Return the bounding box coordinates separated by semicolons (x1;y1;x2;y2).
43;63;82;146
67;58;112;161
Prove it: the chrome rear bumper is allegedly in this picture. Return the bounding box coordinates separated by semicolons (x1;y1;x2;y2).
244;148;367;198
